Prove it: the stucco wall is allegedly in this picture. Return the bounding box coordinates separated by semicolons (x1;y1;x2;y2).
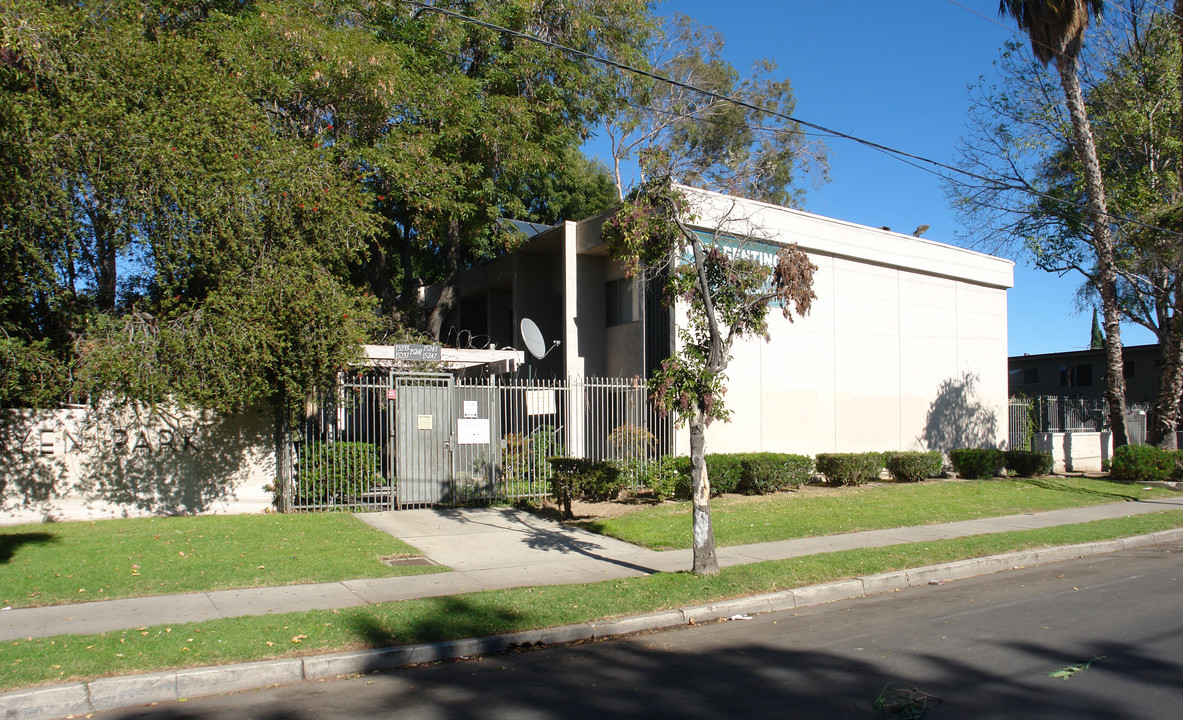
673;187;1012;457
1;405;274;525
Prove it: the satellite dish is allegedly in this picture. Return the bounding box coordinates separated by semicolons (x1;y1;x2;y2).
520;318;559;360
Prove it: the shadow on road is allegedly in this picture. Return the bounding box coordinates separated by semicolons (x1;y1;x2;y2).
101;629;1175;720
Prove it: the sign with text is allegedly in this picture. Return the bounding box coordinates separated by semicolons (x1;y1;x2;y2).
393;344;442;362
457;418;490;445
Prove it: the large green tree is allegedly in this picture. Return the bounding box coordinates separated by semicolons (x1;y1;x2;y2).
997;0;1131;447
955;3;1182;446
0;2;381;493
315;0;653;338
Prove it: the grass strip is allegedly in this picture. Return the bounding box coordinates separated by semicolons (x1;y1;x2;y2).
0;514;443;609
5;508;1182;692
576;477;1177;549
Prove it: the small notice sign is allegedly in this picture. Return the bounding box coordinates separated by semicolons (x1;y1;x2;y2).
387;388;397;400
526;389;556;416
457;418;490;445
463;400;478;418
417;414;433;431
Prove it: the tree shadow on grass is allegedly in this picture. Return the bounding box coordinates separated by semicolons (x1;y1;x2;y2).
1019;476;1143;503
344;594;528;651
0;530;57;563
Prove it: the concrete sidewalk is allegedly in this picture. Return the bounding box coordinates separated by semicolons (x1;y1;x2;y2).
5;496;1183;643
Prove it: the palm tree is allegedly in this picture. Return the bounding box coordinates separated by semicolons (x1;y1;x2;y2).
999;0;1129;447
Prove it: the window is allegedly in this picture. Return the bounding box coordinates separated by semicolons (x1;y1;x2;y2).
606;278;639;326
1009;367;1038;385
1060;363;1093;387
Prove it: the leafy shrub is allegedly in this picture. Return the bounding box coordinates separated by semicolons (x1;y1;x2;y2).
1109;444;1176;482
502;424;562;490
1002;450;1054;478
705;454;744;494
884;451;943;482
296;441;383;505
606;424;656;459
640;455;683;500
948;448;1003;479
736;453;814;494
814;453;885;486
548;457;622;519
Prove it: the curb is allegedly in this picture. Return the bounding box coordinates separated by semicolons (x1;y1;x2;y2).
4;528;1183;720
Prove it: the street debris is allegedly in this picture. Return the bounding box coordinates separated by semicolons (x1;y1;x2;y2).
1047;655;1104;679
873;681;941;719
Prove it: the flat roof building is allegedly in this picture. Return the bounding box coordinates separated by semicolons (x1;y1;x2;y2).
423;185;1015;455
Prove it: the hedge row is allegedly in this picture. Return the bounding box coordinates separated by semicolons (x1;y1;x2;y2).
1109;444;1183;482
947;449;1054;479
545;446;1069;509
617;452;815;500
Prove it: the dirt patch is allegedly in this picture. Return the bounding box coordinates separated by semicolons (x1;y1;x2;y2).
530;490;666;522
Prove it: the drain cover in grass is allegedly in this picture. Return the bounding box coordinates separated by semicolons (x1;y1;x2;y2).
382;556;437;567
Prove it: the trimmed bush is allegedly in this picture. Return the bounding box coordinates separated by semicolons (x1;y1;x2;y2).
295;441;383;505
884;451;944;482
1109;444;1176;482
1002;449;1054;478
670;453;814;498
548;457;622;519
736;453;814;494
948;448;1003;479
814;452;885;486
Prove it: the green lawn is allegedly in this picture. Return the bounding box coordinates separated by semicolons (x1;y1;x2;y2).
4;509;1182;692
574;477;1177;549
0;513;443;609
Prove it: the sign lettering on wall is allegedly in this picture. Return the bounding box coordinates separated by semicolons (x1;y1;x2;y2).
3;422;201;456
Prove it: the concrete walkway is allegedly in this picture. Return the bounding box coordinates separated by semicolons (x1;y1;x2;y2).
5;495;1183;643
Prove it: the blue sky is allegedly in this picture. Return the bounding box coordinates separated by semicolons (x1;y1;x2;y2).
583;0;1159;356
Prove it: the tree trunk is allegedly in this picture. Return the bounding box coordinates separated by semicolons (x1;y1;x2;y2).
425;218;462;340
273;390;292;513
688;411;719;576
91;206;118;312
1156;0;1183;450
1056;55;1129;447
1148;295;1183;449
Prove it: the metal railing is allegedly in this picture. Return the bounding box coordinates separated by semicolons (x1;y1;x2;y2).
1008;395;1149;450
288;372;676;511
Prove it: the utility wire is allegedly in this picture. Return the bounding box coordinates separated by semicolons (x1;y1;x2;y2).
392;0;1183;239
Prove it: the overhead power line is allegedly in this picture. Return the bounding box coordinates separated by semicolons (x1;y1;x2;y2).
389;0;1182;240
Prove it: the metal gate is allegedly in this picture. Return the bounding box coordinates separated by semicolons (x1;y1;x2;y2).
394;374;454;507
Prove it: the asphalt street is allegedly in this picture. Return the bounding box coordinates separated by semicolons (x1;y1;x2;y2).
93;540;1183;720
